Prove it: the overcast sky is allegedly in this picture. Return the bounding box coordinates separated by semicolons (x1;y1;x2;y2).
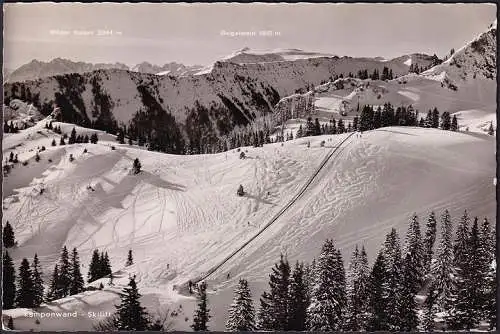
3;3;496;69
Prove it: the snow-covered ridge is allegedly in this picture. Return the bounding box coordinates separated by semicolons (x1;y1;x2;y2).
222;47;336;64
7;58;204;83
421;21;496;83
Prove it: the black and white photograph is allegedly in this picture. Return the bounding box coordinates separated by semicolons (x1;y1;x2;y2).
1;2;497;332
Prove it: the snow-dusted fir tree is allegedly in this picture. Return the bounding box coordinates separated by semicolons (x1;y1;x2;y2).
265;254;291;330
70;248;85;295
3;251;16;309
480;217;496;328
226;279;255;331
46;264;60;301
422;211;437;276
303;259;316;303
404;214;425;293
427;210;454;322
32;253;44;306
367;251;389;331
58;246;71;297
398;253;419;331
191;281;211;331
287;261;309;330
453;210;470;269
307;240;346;331
256;291;273;330
381;228;403;330
448;217;486;330
16;258;35;308
344;245;370;331
114;275;150;330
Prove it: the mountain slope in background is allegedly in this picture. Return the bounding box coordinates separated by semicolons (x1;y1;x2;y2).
6;59;204;83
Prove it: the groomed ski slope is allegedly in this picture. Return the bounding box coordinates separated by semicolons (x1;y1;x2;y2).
2;121;496;331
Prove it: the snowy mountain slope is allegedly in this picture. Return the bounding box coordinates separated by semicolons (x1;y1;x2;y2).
3;52;441;138
2;118;495;330
422;21;496;85
222;47;335;63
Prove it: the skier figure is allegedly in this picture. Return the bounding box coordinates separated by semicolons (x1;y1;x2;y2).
227;272;230;279
188;280;193;294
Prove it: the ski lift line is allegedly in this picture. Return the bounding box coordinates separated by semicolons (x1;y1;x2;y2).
190;132;356;285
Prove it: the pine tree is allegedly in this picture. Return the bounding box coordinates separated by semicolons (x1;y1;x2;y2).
133;158;141;174
58;246;71;297
69;127;77;144
102;252;112;276
126;249;133;266
70;248;85;295
382;228;403;330
2;251;16;309
265;254;291;330
46;264;60;301
448;217;484;329
88;249;101;282
359;105;374;131
3;221;16;248
60;136;66;145
307;240;346;331
404;213;425;293
314;118;321;136
440;111;451;130
345;245;369;331
479;217;495;323
453;210;470;269
226;278;255;331
485;257;496;330
90;132;99;144
367;251;389;331
113;275;150;330
256;291;273;330
451;115;458;131
16;258;35;307
191;281;211;331
431;107;440;128
423;211;437;276
287;261;308;330
32;254;44;307
51;138;57;146
399;253;419;331
430;210;454;318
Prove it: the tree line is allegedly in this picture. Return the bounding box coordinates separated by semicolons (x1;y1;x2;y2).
185;209;495;331
2;236;136;310
358;103;458;131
